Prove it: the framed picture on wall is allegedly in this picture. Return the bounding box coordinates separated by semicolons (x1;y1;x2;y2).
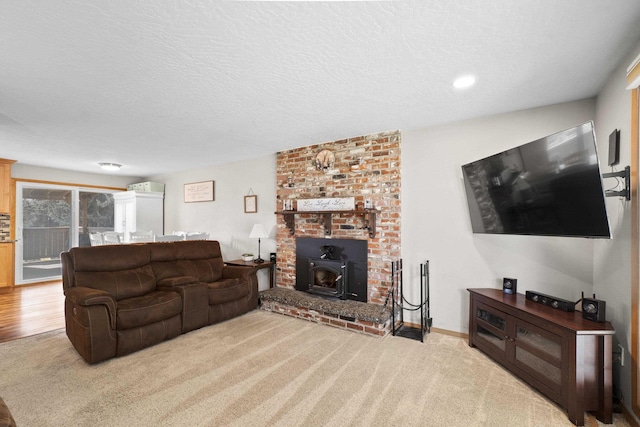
244;195;257;213
184;181;214;203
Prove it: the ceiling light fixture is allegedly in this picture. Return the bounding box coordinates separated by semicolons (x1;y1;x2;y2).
99;162;122;171
453;75;476;89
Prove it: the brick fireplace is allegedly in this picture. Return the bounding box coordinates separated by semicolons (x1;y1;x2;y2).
264;130;401;335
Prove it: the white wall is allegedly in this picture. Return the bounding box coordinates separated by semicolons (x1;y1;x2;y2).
148;155;277;290
402;98;598;333
594;38;640;422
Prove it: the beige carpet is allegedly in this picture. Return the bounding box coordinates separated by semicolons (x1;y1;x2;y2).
0;311;630;426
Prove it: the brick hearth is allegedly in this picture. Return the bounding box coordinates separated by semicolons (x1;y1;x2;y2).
260;288;393;336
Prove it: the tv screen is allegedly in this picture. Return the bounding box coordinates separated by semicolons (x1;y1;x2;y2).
461;121;611;238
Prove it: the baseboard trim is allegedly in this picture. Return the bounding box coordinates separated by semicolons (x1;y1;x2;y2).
399;322;468;339
430;327;468;339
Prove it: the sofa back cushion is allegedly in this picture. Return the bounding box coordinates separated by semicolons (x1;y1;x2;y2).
176;240;224;282
149;242;183;281
149;240;224;283
70;245;155;300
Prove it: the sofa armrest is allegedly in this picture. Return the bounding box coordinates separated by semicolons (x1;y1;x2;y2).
222;265;259;308
222;265;254;281
64;287;116;330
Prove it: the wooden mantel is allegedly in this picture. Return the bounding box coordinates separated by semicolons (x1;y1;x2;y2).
275;209;377;238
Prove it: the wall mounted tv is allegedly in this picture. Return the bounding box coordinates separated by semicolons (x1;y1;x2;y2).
461;121;611;238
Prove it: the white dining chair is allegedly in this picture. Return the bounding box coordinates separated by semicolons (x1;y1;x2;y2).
129;230;154;243
89;232;104;246
185;232;209;240
102;232;123;245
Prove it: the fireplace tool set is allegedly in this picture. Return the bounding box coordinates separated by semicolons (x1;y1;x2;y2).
391;259;432;342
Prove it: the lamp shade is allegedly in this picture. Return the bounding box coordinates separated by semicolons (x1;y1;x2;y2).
249;224;269;239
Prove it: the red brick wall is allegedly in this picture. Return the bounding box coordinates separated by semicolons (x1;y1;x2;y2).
275;130;401;304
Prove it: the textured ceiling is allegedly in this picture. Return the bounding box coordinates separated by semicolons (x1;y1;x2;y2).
2;0;640;177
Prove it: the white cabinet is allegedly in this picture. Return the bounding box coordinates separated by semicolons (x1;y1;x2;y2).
113;191;164;242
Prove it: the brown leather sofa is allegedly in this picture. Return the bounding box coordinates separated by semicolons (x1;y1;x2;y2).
61;240;258;364
0;397;16;427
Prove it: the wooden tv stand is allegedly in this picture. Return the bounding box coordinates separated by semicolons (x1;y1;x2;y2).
468;288;614;426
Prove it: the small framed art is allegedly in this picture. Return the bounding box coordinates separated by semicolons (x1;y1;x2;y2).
244;195;257;213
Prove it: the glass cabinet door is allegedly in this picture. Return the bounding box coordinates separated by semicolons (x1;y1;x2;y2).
473;302;508;354
512;319;562;395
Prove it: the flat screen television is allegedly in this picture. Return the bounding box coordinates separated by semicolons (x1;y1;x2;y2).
461;121;611;238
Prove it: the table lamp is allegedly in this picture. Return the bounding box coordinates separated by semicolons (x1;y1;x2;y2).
249;224;269;263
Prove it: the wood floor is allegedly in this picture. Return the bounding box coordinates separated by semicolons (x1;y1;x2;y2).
0;281;65;343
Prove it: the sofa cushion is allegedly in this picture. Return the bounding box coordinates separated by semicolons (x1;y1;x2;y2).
157;276;198;287
173;240;222;259
75;265;157;300
151;260;183;281
208;278;248;305
70;245;156;300
71;244;150;271
177;259;224;283
149;243;181;280
116;290;182;329
150;240;225;283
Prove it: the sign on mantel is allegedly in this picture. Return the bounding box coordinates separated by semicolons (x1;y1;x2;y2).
297;197;355;211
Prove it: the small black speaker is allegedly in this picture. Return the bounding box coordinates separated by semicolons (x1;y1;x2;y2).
582;297;606;322
502;278;517;294
270;252;276;263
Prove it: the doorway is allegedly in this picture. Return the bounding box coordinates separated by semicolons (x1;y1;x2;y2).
15;182;115;285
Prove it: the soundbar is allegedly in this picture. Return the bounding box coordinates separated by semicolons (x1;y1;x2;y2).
525;291;575;312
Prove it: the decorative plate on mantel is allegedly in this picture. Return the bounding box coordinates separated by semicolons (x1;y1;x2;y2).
313;149;335;171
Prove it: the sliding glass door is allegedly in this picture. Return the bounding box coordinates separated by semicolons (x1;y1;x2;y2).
15;182;115;285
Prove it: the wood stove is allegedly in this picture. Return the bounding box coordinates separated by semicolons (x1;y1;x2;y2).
295;237;367;302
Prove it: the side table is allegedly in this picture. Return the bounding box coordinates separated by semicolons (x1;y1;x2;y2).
225;259;275;288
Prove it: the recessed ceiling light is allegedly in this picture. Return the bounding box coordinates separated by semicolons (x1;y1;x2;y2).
453;75;476;89
99;162;122;171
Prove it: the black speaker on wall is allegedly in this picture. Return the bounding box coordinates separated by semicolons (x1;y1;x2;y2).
502;278;517;294
608;129;620;166
270;252;276;263
582;296;606;322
